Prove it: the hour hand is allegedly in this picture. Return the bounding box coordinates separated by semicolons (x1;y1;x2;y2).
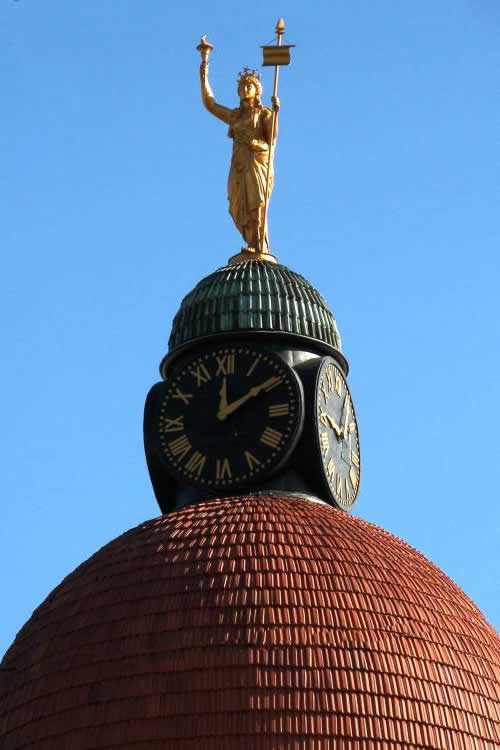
320;410;343;439
217;375;276;421
217;376;228;418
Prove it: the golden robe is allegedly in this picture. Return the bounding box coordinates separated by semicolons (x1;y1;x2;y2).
227;107;274;249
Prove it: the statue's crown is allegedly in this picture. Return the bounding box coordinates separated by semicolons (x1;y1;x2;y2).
237;67;261;84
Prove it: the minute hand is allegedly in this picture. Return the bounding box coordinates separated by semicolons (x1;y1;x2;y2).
341;395;351;439
217;376;279;420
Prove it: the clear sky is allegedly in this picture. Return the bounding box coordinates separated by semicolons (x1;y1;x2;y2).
1;1;499;656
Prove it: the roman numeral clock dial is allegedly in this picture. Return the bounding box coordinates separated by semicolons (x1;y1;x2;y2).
297;357;361;510
154;346;304;489
315;358;360;509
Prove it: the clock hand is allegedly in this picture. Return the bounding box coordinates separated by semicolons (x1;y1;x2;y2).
217;375;278;421
341;395;351;440
217;388;258;421
217;376;228;415
320;410;343;439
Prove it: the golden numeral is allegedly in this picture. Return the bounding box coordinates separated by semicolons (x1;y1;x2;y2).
215;353;235;376
263;375;283;392
190;363;211;387
244;451;261;471
260;426;282;448
216;457;232;480
319;410;330;428
246;357;260;376
320;432;329;456
161;415;184;433
335;372;343;397
269;403;289;417
326;367;335;393
172;388;193;405
326;365;343;397
168;434;191;460
336;473;343;498
349;466;359;492
345;478;353;502
351;450;360;468
326;457;335;480
320;379;329;403
185;450;206;476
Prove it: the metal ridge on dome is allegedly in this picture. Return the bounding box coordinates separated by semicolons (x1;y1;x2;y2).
161;261;345;377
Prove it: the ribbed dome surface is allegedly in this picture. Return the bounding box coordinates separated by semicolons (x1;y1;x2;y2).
167;262;342;357
1;495;500;749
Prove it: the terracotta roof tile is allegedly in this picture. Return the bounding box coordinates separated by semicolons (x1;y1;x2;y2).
1;495;499;748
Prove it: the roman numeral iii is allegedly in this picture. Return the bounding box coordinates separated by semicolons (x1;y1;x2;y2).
320;432;330;456
268;403;289;417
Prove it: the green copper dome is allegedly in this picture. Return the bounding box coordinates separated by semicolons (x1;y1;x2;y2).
161;261;344;376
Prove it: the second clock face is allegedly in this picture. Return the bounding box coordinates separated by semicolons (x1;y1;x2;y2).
315;358;361;510
156;346;304;489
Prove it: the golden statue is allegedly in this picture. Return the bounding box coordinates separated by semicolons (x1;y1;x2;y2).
198;37;280;259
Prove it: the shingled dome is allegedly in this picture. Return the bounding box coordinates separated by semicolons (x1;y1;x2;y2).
163;261;342;375
2;495;499;749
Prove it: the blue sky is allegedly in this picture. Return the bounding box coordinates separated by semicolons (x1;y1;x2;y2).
1;0;499;655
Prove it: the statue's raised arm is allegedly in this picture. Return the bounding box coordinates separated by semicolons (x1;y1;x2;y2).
198;37;235;125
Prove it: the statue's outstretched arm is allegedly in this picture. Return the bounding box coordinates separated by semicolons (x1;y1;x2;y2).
200;61;234;126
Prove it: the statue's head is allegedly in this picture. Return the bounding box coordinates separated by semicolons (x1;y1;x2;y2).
237;67;262;102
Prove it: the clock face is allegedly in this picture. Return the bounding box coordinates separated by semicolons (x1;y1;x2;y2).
155;345;304;489
315;358;361;510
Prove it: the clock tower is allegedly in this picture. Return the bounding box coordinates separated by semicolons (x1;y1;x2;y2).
144;259;361;514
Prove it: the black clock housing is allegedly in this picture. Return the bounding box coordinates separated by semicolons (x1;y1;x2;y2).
145;344;304;497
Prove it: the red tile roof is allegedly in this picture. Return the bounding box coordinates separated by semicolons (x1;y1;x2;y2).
1;495;499;748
